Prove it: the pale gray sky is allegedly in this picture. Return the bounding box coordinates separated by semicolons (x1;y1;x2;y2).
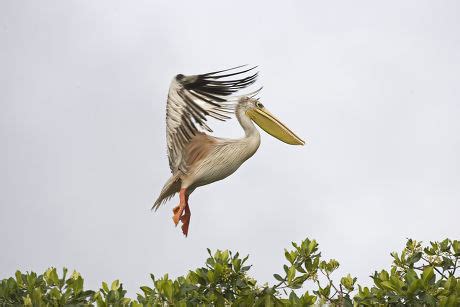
1;0;459;295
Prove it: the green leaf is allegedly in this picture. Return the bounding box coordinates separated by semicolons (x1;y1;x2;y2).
111;280;120;291
440;239;450;252
407;279;420;296
241;265;251;272
421;266;435;286
407;252;422;266
381;281;397;292
207;270;215;283
232;259;242;272
300;291;317;305
284;249;296;264
283;265;289;274
287;266;296;284
102;281;109;292
452;240;460;255
308;240;318;255
15;271;24;287
23;295;32;306
44;268;59;286
222;250;229;262
340;274;356;291
319;284;331;298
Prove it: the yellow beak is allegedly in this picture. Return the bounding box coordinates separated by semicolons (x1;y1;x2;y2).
246;107;305;145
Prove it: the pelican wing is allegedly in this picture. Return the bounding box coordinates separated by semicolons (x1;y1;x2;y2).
166;66;258;173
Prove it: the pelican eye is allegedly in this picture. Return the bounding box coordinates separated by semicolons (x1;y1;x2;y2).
256;101;264;108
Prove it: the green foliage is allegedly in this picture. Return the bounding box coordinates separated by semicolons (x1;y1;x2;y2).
355;239;460;306
136;250;263;306
0;268;94;306
1;239;458;306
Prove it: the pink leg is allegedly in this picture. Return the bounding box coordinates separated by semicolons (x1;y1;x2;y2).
180;201;191;237
172;189;192;236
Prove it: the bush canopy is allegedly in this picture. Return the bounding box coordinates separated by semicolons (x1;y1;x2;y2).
1;238;459;306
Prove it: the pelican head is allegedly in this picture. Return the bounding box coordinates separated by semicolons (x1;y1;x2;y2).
239;97;305;145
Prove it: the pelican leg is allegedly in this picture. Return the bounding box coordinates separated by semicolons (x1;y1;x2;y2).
180;200;191;237
172;188;187;226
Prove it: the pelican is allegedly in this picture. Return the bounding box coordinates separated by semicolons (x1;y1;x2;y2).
153;66;304;236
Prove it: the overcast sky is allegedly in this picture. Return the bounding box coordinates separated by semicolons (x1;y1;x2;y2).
1;0;459;295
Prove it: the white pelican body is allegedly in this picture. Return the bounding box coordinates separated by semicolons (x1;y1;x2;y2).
153;66;304;236
181;106;260;191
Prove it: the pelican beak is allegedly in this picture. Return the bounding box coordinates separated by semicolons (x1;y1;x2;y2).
247;107;305;145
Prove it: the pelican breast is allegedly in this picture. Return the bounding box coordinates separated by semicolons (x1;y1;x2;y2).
181;132;261;189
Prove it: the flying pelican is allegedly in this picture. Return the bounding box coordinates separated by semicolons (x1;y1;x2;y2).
153;66;304;236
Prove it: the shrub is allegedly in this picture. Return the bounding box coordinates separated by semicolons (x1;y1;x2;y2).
1;238;459;306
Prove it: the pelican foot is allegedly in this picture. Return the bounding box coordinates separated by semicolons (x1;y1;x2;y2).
172;205;182;226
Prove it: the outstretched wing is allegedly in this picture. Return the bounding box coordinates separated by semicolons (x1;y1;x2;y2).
165;66;258;173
